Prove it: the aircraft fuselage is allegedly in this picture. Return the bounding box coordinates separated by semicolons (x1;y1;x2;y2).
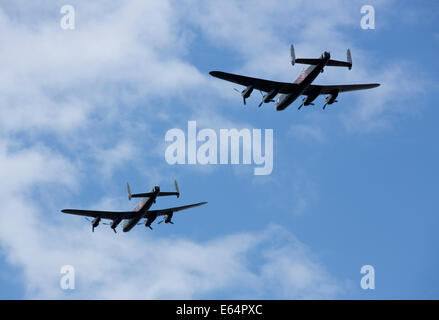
121;186;160;232
275;51;330;111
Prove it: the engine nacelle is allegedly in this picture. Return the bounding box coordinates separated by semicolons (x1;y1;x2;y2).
91;217;101;228
111;217;122;230
164;212;174;224
263;88;279;103
303;91;320;106
242;85;254;99
145;213;157;229
323;90;339;109
325;91;339;105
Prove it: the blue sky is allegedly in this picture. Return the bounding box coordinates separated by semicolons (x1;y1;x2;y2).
0;0;437;299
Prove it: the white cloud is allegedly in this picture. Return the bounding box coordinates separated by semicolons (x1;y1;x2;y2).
340;63;425;132
0;142;77;193
260;244;342;299
0;0;206;135
289;124;325;142
94;141;135;179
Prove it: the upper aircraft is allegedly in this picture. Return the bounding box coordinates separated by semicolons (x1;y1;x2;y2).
209;45;380;110
61;181;207;233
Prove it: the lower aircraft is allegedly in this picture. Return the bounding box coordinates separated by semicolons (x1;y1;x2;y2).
61;181;207;233
210;44;380;110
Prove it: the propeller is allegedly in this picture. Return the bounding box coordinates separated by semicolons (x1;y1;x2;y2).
257;90;275;108
84;218;95;232
233;88;247;105
84;217;111;232
298;98;306;110
323;99;337;110
299;98;316;110
258;90;264;107
158;220;174;225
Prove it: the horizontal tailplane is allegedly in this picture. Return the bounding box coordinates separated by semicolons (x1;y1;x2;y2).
129;180;180;199
292;45;352;70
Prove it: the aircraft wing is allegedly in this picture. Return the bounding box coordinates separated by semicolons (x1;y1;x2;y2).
210;71;298;93
148;201;207;216
61;209;134;220
305;83;380;94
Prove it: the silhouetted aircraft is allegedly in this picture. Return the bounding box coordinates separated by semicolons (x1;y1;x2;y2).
210;44;380;110
61;181;207;233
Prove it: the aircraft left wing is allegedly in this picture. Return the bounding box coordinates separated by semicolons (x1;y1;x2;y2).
210;71;298;93
61;209;134;220
305;83;380;94
147;202;207;216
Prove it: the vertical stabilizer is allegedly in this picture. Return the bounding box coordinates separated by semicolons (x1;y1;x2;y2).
126;182;132;201
174;180;180;198
290;44;296;66
347;48;352;70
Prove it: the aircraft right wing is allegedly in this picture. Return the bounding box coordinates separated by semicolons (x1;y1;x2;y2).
61;209;134;220
210;71;298;93
147;202;207;216
305;83;380;94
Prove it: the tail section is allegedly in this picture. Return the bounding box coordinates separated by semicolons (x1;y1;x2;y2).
157;180;179;197
126;180;180;200
346;48;352;70
291;44;352;70
174;180;180;198
127;182;132;200
290;44;296;66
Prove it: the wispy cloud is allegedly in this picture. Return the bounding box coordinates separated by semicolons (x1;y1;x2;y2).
289;124;326;142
